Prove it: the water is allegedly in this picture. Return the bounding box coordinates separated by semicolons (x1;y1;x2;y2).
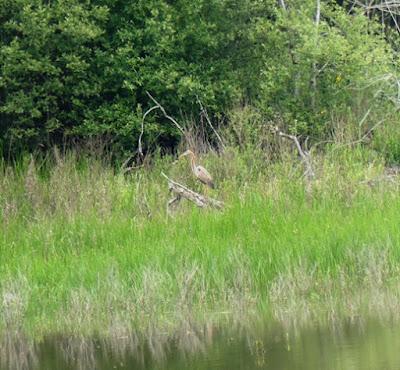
3;318;400;370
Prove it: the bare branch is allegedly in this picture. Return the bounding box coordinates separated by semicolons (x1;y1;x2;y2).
278;0;287;11
121;164;143;174
121;154;134;171
311;0;321;110
316;62;330;75
272;127;315;182
136;92;185;159
279;132;310;161
350;0;400;17
384;0;400;34
196;97;226;150
146;91;185;134
358;108;371;129
336;119;386;148
315;0;321;25
313;118;386;150
138;105;159;157
352;0;400;11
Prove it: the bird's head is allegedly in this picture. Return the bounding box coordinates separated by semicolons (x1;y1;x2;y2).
179;149;195;160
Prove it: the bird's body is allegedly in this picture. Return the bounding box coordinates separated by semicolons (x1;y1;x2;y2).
180;150;214;189
193;165;215;188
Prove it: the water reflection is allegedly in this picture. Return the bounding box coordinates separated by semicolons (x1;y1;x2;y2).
3;318;400;370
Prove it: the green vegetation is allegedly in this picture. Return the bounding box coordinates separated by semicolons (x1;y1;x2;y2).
2;144;400;348
1;0;400;158
3;0;400;366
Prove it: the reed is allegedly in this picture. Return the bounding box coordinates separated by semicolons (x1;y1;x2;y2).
1;144;400;354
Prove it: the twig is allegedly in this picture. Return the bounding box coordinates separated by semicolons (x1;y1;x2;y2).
138;105;159;157
358;108;371;129
121;164;143;174
146;91;185;133
385;0;400;34
311;0;321;110
315;0;321;24
313;118;386;150
121;154;135;171
196;97;226;150
137;91;185;159
273;127;315;182
337;119;386;148
352;0;400;12
278;133;311;165
278;0;287;11
316;62;330;75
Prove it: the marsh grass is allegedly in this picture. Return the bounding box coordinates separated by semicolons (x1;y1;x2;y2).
1;144;400;367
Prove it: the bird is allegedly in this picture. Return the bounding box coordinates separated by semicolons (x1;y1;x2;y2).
179;149;215;189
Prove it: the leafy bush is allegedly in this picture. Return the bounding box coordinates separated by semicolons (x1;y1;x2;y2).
256;2;396;137
1;0;399;159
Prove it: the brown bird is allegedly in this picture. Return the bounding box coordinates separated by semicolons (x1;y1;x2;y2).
179;150;215;189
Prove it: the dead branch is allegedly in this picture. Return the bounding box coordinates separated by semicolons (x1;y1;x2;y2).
138;105;159;157
380;0;400;33
278;0;287;11
196;97;226;150
331;119;386;150
161;172;224;211
272;127;315;182
311;117;386;152
311;0;321;110
315;0;321;24
121;154;135;171
352;0;400;12
137;92;185;159
146;91;185;134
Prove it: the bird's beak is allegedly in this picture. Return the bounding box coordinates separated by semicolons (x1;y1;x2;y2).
175;153;186;164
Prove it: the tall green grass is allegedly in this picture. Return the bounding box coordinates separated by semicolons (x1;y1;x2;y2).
1;145;400;346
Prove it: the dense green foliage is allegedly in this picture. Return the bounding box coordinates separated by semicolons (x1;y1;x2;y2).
1;0;399;158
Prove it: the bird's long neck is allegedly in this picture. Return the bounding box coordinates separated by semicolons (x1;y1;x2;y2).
189;153;197;172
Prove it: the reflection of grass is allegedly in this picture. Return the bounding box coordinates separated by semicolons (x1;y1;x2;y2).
2;146;400;364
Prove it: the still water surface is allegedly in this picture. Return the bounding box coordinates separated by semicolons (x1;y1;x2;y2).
4;319;400;369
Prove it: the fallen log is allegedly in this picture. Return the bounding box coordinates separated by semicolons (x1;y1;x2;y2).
161;172;224;211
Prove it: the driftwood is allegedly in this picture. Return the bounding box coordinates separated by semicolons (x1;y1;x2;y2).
161;172;224;211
